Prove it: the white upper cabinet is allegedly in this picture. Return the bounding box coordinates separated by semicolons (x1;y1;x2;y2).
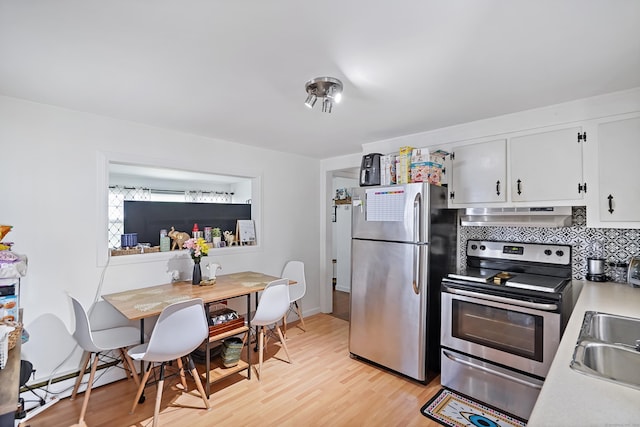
509;126;585;203
449;126;585;208
586;115;640;226
449;139;507;205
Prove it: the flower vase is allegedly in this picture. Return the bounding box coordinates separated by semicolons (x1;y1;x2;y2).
192;260;202;285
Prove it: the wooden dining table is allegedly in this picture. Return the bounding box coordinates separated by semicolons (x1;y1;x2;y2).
102;271;287;397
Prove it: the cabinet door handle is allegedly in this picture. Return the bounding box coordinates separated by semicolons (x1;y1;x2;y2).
496;180;501;196
608;194;614;214
578;183;588;194
516;179;522;195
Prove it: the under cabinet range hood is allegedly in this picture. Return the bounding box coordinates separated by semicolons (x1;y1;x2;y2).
460;207;573;227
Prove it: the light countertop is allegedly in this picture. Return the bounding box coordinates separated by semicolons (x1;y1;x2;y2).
528;280;640;426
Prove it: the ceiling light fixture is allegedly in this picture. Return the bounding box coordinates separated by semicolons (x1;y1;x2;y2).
304;77;343;113
304;93;317;108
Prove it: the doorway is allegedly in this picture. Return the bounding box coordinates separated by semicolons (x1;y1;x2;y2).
330;173;357;321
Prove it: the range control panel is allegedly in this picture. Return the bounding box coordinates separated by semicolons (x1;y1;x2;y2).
466;240;571;266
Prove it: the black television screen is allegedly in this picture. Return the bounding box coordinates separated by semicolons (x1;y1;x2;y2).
124;200;251;246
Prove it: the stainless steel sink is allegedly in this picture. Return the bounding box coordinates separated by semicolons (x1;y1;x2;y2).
581;311;640;347
570;311;640;390
571;341;640;390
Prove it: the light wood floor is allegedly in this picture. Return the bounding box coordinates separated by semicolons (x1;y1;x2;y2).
24;314;442;427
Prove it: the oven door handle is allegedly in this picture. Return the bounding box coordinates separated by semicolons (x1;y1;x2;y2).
445;287;558;311
442;350;544;390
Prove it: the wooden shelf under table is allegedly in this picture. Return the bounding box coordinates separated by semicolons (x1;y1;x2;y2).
201;325;250;389
208;325;248;342
200;359;250;384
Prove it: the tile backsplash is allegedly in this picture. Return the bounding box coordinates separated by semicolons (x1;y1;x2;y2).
458;207;640;280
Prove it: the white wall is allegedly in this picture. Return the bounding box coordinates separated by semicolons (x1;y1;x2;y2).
0;95;321;383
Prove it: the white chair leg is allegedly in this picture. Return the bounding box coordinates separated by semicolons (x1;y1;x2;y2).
71;351;90;401
78;352;99;425
276;325;292;363
130;363;152;414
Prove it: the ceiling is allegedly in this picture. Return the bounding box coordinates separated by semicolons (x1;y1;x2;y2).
1;1;639;160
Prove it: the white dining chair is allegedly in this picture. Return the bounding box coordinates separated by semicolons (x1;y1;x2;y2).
281;260;307;337
128;298;210;427
69;296;141;425
251;278;293;380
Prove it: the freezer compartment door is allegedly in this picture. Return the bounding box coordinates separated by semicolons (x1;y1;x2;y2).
351;183;430;242
349;239;428;380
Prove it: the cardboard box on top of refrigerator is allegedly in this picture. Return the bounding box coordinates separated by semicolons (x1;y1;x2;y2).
380;155;388;185
399;146;413;156
430;149;449;164
389;155;397;184
396;146;413;184
410;148;428;183
411;161;442;184
410;148;449;185
380;154;397;185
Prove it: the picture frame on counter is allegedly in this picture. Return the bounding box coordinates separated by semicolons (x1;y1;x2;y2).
236;220;256;246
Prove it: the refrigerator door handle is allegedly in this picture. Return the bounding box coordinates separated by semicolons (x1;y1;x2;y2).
413;245;420;294
413;192;421;243
412;192;421;294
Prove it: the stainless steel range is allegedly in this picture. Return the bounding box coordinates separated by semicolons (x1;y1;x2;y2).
441;240;575;420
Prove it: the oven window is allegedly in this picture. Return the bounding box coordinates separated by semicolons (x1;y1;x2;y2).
451;300;544;362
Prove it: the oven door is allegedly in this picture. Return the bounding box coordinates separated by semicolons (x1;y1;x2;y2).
441;287;560;378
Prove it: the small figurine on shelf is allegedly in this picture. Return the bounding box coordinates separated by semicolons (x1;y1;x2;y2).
223;230;237;246
168;227;190;251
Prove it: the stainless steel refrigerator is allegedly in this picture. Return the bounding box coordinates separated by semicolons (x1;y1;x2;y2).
349;183;457;382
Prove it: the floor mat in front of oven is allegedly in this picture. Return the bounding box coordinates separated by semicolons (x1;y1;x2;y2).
420;388;526;427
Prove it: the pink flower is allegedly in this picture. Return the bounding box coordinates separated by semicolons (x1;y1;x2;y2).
183;237;209;261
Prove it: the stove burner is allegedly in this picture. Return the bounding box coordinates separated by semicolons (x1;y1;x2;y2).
448;271;567;293
448;271;498;283
449;240;573;297
505;273;568;293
